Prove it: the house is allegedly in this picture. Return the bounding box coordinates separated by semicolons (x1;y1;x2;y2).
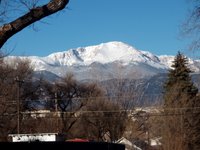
116;137;161;150
8;133;65;142
116;137;142;150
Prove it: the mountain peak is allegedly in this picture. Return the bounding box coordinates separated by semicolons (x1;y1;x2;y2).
33;41;164;67
99;41;133;47
44;41;139;66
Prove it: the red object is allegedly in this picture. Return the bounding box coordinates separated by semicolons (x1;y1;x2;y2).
66;138;90;142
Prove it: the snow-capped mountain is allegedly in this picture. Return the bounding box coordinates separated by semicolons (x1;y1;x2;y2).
4;41;200;81
26;41;166;68
46;41;162;66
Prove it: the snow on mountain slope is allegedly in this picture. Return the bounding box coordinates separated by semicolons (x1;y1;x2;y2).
158;55;174;69
41;41;166;68
4;41;200;80
158;55;200;72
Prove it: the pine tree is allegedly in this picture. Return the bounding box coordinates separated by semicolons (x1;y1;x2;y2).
162;51;200;150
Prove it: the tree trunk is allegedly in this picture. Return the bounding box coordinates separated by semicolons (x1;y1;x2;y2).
0;0;69;48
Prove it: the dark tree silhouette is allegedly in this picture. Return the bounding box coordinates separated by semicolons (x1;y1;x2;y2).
162;51;200;150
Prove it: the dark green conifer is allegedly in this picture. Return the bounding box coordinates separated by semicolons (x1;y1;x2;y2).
163;51;200;150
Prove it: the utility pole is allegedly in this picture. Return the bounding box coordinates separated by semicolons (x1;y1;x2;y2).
55;92;59;133
15;76;24;134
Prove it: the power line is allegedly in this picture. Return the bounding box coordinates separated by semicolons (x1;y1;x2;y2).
1;107;200;118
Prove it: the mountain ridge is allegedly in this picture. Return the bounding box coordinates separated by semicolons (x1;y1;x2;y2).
4;41;200;80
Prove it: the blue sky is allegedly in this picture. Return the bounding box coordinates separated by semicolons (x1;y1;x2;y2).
3;0;193;57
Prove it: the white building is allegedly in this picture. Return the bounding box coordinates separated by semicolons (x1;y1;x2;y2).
116;137;142;150
8;133;65;142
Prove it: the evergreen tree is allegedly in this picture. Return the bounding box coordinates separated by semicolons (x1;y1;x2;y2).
162;51;200;150
164;52;198;107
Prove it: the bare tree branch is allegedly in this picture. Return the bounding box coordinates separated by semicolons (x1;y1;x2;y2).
0;0;69;49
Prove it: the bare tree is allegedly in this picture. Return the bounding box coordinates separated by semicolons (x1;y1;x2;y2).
182;0;200;50
0;57;34;141
42;73;103;135
0;0;70;49
79;98;128;142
